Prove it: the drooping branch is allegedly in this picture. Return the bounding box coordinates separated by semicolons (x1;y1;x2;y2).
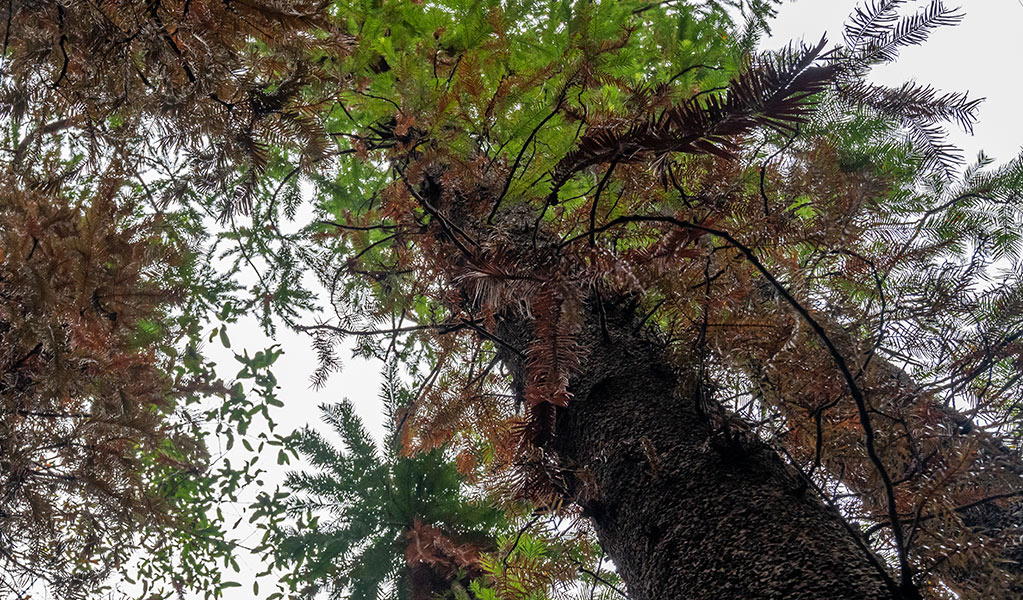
549;37;836;198
561;212;920;594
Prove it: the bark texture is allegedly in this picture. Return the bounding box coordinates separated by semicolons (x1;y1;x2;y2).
540;310;901;599
446;193;904;598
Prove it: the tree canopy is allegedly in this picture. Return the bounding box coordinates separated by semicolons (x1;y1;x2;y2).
1;0;1022;599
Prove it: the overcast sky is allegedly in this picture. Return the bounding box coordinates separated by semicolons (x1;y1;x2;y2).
199;1;1023;598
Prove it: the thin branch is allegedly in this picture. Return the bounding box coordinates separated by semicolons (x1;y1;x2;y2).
488;91;568;224
393;165;477;257
459;318;525;358
315;220;399;232
562;213;917;591
589;159;619;246
578;566;629;599
667;63;723;85
295;320;471;338
502;515;540;567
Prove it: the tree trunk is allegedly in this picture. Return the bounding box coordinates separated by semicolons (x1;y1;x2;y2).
435;183;905;598
530;309;903;599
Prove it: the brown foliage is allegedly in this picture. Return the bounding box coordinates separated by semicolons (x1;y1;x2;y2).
405;519;486;600
1;0;351;215
0;166;198;596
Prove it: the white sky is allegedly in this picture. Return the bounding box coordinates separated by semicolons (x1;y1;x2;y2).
147;1;1023;598
766;0;1023;163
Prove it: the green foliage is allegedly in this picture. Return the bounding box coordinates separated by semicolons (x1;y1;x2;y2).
126;338;294;600
253;362;505;600
5;0;1023;597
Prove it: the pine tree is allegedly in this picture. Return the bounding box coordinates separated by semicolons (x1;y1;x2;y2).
258;361;507;600
258;362;615;600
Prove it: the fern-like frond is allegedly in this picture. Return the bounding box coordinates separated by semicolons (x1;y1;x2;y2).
843;0;904;51
905;118;965;176
839;80;982;134
551;37;835;188
831;2;977;176
848;0;963;65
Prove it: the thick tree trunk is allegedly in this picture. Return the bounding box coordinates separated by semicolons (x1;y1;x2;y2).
435;184;904;597
537;311;902;599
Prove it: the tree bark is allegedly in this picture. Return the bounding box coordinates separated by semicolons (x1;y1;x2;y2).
426;178;906;598
503;306;903;599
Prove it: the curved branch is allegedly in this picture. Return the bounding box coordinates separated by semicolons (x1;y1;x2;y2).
562;213;918;592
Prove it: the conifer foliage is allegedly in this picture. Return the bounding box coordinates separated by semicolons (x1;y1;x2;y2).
254;362;506;600
255;363;610;600
0;164;201;596
2;0;1023;598
0;0;351;216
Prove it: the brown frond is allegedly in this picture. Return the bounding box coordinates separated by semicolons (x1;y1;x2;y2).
551;37;836;191
522;287;585;446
